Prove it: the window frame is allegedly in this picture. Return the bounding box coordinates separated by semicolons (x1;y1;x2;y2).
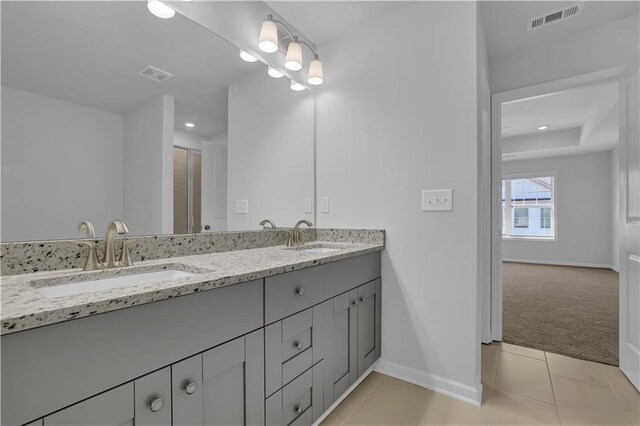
502;172;557;241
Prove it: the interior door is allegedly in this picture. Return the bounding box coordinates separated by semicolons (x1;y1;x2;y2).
619;54;640;391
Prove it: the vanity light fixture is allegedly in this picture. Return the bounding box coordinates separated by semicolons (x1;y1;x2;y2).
284;39;303;71
537;125;549;130
290;80;306;91
185;122;195;128
268;66;284;78
258;15;324;85
239;50;258;63
147;0;175;19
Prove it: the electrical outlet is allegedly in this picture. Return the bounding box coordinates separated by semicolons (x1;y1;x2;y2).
421;189;453;212
321;197;330;213
304;198;312;213
235;200;249;214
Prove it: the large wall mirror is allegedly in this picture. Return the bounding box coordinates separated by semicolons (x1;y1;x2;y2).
1;1;315;242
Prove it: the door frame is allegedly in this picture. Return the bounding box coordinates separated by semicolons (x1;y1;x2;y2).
173;144;202;234
488;66;627;341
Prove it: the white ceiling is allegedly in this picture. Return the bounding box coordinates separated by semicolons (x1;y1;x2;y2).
265;1;411;45
501;82;619;161
480;1;639;59
1;1;256;138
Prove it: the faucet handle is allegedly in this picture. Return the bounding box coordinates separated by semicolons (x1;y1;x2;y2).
119;239;133;267
78;241;102;271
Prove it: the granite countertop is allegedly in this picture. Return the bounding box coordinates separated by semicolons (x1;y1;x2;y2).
1;241;383;335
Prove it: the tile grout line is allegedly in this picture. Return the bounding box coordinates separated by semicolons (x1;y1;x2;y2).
543;351;564;425
337;375;385;426
596;363;638;421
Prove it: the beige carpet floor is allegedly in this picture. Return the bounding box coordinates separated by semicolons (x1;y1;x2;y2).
503;262;619;366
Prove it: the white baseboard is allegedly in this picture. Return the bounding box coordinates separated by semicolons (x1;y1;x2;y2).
312;364;377;426
374;359;482;407
503;258;615;270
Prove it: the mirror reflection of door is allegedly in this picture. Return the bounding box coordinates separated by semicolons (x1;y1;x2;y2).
173;146;202;234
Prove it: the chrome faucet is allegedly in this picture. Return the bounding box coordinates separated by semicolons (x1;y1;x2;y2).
287;219;313;247
259;219;276;230
78;220;101;271
104;220;130;268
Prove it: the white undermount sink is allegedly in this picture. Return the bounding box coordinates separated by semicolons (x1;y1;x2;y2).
32;266;197;298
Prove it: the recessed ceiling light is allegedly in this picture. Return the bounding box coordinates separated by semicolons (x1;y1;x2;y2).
537;125;548;130
239;50;258;63
185;122;195;128
147;0;175;19
268;66;284;78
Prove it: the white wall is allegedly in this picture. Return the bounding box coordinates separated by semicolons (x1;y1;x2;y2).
202;133;228;231
1;86;123;241
502;151;614;267
490;15;640;93
316;2;482;404
123;95;174;236
227;70;314;231
611;148;619;271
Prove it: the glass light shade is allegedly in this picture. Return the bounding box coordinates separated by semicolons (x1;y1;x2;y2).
285;42;303;71
290;80;305;91
307;58;324;85
147;0;175;19
239;50;258;63
268;66;284;78
258;19;279;53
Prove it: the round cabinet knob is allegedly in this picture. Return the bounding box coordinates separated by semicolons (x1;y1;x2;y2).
295;287;304;296
185;381;197;395
295;404;304;414
150;397;163;413
351;299;357;306
294;340;304;350
359;296;364;302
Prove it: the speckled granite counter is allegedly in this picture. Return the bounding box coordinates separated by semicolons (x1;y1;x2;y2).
1;241;383;335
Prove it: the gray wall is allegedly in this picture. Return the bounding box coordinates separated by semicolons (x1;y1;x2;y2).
1;86;124;241
316;2;483;403
227;69;314;231
502;151;614;267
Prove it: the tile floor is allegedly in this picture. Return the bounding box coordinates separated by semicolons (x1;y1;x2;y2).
321;342;640;425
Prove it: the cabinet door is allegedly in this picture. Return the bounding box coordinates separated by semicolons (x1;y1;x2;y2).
44;382;134;426
357;279;382;376
330;289;358;402
202;330;264;426
172;354;204;426
134;367;171;426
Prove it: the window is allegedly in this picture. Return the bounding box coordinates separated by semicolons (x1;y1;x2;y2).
540;207;551;229
514;208;529;228
502;175;555;238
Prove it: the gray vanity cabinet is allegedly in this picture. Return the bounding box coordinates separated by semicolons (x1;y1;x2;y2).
330;289;359;400
172;330;265;426
43;367;171;426
356;278;382;376
329;278;382;404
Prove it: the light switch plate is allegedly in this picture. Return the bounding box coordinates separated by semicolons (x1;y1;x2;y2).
304;198;312;213
235;200;249;214
321;197;330;213
421;189;453;212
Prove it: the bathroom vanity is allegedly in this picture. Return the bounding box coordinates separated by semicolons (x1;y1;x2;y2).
1;239;382;426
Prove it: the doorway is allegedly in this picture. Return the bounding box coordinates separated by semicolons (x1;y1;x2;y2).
173;146;202;234
489;67;634;365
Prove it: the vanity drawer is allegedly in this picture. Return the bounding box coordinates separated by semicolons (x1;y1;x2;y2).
265;361;325;426
265;266;325;324
266;309;314;396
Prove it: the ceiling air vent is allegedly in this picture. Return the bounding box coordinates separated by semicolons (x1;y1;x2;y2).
137;65;173;83
527;2;584;31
